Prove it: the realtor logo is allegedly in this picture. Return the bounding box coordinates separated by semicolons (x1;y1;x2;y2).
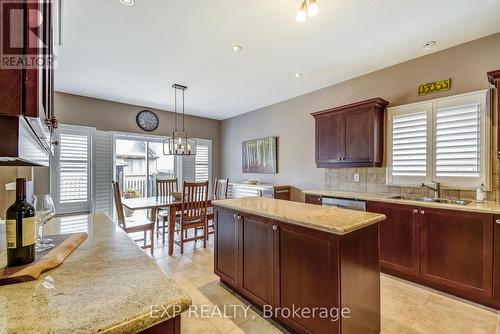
0;0;56;69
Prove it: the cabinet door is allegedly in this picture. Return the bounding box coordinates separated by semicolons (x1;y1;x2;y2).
305;194;322;205
367;202;420;277
315;112;345;166
420;208;493;297
278;223;339;334
344;107;373;163
238;214;276;307
214;208;239;288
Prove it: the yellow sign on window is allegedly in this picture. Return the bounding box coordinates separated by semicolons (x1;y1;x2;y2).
418;79;451;96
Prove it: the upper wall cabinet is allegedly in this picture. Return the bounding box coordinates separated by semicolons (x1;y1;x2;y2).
312;98;389;168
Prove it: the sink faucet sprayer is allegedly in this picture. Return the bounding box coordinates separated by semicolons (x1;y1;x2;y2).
421;181;441;199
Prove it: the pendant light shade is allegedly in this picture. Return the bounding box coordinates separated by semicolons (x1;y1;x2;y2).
163;84;197;156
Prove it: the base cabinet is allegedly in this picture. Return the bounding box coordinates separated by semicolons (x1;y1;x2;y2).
214;206;381;334
238;213;276;307
368;201;497;308
420;208;493;298
214;208;239;288
367;202;420;277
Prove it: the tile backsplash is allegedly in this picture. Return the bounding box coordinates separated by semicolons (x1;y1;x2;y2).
324;167;498;202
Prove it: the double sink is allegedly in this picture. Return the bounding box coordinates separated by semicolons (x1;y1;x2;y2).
389;195;472;206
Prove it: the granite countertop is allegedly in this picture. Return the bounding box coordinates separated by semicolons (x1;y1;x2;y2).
212;197;385;235
303;189;500;215
0;213;191;334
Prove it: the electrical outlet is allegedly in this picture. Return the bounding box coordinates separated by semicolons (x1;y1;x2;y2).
354;173;360;182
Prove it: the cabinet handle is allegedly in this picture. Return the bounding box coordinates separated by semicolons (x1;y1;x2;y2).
272;225;278;231
420;210;425;215
496;219;500;225
413;209;418;215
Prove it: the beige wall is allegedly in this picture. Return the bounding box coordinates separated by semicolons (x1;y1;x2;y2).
34;92;221;195
0;167;33;220
221;33;500;201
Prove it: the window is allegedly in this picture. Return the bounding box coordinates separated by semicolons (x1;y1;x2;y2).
51;125;93;214
387;90;491;189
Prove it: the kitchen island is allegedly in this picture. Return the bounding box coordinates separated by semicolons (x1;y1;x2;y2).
0;213;191;334
212;197;386;334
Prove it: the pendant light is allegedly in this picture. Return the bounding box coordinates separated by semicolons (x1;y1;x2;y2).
296;0;319;22
163;84;196;156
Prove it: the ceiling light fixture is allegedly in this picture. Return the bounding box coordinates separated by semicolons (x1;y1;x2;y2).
423;40;437;50
295;73;303;78
163;84;196;156
296;0;318;22
308;0;319;16
120;0;134;6
232;45;242;52
296;1;307;22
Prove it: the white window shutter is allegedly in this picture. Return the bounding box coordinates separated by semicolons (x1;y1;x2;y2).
51;125;93;214
92;130;113;215
392;111;427;177
435;104;480;178
195;143;210;182
182;155;195;183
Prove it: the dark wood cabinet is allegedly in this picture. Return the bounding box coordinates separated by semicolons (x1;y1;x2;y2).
420;208;493;298
367;202;420;277
213;205;381;334
312;98;389;168
214;208;239;289
487;70;500;156
277;223;340;334
493;216;500;306
0;0;54;165
238;213;277;307
369;200;498;308
305;194;322;205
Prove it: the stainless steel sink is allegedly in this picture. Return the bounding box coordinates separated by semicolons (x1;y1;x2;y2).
389;195;471;206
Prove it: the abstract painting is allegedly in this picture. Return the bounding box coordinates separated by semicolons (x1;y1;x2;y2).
242;137;278;174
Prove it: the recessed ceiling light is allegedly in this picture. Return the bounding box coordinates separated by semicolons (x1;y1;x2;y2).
295;73;303;78
423;41;437;50
120;0;134;5
232;45;242;52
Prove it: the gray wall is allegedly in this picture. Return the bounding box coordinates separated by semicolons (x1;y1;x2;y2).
35;92;221;195
221;33;500;201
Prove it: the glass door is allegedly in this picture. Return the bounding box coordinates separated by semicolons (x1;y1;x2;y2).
147;141;176;197
115;138;148;199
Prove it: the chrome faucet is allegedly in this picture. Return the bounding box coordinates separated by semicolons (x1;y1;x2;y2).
421;181;441;199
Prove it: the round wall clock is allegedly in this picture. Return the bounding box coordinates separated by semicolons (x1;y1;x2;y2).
136;110;159;132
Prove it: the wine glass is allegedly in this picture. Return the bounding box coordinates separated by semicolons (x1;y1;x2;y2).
31;194;56;252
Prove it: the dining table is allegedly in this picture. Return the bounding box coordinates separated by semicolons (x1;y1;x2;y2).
121;196;211;255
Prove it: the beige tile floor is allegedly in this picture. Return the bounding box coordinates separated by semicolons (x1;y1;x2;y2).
149;235;500;334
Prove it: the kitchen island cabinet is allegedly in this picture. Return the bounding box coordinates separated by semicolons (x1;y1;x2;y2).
213;197;385;334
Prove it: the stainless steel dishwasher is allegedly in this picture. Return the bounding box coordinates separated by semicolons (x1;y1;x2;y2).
321;196;367;211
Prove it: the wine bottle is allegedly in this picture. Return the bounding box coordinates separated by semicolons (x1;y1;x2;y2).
6;178;36;267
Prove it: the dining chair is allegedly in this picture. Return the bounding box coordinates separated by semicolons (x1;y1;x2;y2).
175;181;209;254
206;178;229;240
156;178;178;243
112;181;155;255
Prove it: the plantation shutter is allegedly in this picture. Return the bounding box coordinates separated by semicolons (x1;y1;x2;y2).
435;104;480;178
92;130;113;215
392;111;428;177
181;139;212;186
195;143;210;182
51;125;93;214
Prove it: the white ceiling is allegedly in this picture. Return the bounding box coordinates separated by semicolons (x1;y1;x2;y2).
55;0;500;120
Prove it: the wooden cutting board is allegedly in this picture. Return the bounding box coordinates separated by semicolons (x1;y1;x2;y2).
0;232;88;286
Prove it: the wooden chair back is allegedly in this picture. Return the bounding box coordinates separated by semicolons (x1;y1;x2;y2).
156;178;178;197
213;178;229;200
112;181;126;229
181;181;209;223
